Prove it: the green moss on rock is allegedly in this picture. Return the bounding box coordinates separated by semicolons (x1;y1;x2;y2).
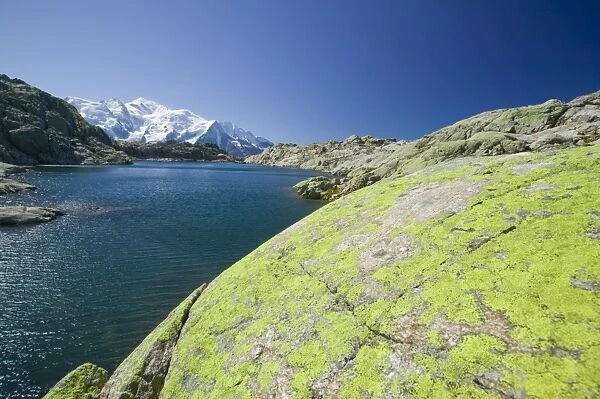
43;363;108;399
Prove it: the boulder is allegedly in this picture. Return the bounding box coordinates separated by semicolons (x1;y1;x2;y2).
43;363;108;399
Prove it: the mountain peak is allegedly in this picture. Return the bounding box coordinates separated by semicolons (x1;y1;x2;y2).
67;97;273;157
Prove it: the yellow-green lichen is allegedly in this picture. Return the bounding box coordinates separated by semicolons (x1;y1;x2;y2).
42;363;107;399
155;146;600;398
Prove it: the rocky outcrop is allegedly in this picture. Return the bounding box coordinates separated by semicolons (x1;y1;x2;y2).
293;176;341;200
48;144;600;398
0;206;63;226
0;178;34;195
247;135;402;175
112;141;232;162
249;91;600;199
0;74;131;165
40;363;108;399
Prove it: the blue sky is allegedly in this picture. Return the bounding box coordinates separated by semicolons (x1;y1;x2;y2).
1;0;599;144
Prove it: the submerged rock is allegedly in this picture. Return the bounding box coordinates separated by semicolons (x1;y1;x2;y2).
0;206;64;226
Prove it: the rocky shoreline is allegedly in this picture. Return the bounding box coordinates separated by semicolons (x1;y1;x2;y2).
0;162;35;195
248;91;600;200
44;143;600;398
0;162;64;226
112;140;234;162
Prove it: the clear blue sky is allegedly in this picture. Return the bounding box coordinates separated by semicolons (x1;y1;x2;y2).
2;0;599;144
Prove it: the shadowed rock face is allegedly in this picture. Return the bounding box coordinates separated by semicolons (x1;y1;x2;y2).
112;141;232;162
98;285;206;399
0;74;130;165
248;91;600;200
48;144;600;398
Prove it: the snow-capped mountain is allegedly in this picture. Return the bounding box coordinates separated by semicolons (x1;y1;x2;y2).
65;97;272;157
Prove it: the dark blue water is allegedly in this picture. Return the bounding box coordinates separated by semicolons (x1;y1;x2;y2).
0;161;322;398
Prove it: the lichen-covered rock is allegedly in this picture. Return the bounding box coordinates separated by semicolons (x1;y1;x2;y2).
98;284;206;399
43;363;108;399
48;145;600;398
248;91;600;198
0;74;131;165
293;176;340;200
137;145;600;398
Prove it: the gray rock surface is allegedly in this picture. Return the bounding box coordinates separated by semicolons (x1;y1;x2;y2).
0;178;35;195
293;176;339;200
0;206;64;226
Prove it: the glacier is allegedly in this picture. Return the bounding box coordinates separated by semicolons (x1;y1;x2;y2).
66;97;272;157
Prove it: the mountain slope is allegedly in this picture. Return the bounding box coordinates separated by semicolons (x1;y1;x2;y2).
66;97;273;157
46;144;600;398
248;91;600;199
0;75;130;165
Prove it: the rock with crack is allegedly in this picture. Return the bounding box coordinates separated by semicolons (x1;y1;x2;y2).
0;206;64;226
97;284;206;399
48;145;600;398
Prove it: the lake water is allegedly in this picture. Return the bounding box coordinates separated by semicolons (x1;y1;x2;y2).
0;162;323;398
